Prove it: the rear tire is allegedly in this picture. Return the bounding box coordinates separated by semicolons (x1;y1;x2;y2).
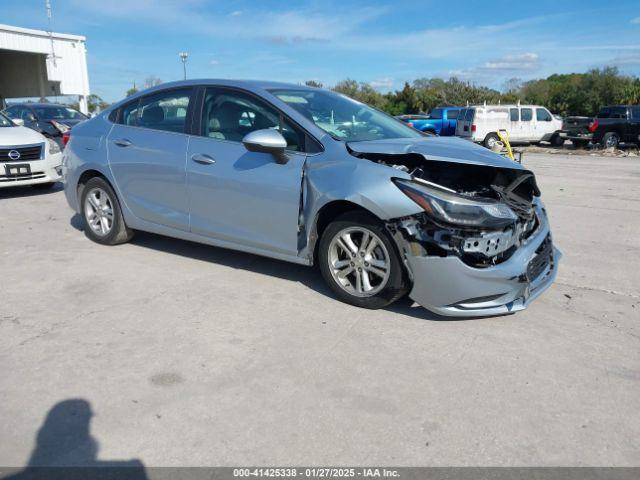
80;177;134;245
550;134;564;147
318;211;408;309
602;132;620;149
483;132;500;149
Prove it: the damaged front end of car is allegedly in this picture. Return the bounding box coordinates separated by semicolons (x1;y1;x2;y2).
350;145;561;317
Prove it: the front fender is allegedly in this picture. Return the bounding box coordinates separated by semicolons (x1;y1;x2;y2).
300;146;423;260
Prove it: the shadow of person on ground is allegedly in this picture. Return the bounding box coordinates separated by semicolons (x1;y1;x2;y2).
2;399;147;480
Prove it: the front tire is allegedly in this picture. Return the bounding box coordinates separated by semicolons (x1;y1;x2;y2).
318;211;408;309
80;177;133;245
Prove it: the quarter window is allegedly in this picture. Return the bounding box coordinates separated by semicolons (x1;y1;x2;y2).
510;108;519;122
521;108;533;122
536;108;552;122
447;110;459;119
201;88;305;152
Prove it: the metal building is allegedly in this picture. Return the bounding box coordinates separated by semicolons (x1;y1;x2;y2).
0;23;90;113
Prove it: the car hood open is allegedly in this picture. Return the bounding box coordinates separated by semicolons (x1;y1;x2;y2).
347;136;524;170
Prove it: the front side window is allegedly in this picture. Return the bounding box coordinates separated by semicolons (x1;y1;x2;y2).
521;108;533;122
4;106;26;120
510;108;519;122
536;108;552;122
122;88;192;133
270;88;423;142
202;88;305;152
631;107;640;119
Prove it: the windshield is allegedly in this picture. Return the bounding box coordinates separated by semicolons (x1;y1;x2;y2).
270;89;424;142
33;106;88;121
0;113;13;127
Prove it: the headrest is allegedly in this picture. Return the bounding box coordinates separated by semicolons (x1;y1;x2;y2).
141;106;164;124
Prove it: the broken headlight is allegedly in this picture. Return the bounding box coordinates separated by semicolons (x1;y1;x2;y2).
394;178;518;228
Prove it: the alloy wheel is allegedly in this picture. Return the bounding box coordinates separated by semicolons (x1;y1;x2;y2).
327;227;391;297
84;187;114;236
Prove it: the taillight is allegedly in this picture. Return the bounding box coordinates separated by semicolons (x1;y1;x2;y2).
471;124;477;132
62;130;71;146
588;119;598;133
407;122;414;129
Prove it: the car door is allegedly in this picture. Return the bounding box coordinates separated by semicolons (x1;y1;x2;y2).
186;87;310;257
520;108;534;141
107;87;193;231
536;107;554;140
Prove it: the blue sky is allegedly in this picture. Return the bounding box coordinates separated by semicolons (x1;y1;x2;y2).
2;0;639;102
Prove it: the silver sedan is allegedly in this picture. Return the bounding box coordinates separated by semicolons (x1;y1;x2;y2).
62;80;560;316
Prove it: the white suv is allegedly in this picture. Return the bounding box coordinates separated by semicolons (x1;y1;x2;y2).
0;112;62;189
456;104;563;148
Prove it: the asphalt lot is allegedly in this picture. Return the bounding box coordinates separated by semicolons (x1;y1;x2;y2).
0;152;638;467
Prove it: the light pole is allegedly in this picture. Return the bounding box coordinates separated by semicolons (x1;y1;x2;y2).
179;52;188;80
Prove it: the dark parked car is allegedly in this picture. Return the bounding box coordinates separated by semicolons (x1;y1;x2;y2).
590;105;640;148
556;116;593;148
2;103;88;147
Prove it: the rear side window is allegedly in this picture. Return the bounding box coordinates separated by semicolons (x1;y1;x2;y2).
598;107;628;119
429;108;443;119
465;108;475;121
137;89;192;133
521;108;533;121
447;110;459;119
632;107;640;119
120;100;141;126
536;108;552;122
510;108;519;121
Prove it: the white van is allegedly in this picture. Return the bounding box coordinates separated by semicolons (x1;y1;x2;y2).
456;104;563;148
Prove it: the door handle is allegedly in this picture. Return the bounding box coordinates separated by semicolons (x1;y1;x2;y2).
113;138;132;147
191;153;216;165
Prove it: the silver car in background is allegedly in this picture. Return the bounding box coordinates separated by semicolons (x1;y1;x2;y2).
62;80;560;316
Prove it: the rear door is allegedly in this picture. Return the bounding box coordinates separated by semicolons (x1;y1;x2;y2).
107;87;193;231
456;108;475;137
186;86;310;256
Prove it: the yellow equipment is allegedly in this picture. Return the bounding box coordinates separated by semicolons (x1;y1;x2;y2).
496;129;515;161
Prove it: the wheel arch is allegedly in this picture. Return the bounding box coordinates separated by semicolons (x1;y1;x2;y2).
308;200;380;265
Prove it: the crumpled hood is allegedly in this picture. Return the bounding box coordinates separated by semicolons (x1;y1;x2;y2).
0;126;46;147
347;136;524;170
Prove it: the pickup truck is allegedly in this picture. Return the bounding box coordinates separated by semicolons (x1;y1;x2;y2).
396;106;462;136
555;116;593;147
590;105;640;148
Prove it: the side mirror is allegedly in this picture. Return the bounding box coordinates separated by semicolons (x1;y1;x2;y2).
12;118;25;126
242;129;289;164
26;113;36;122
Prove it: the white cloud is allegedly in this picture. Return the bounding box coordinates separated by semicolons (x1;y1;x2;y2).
369;77;394;90
631;16;640;24
229;10;243;17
